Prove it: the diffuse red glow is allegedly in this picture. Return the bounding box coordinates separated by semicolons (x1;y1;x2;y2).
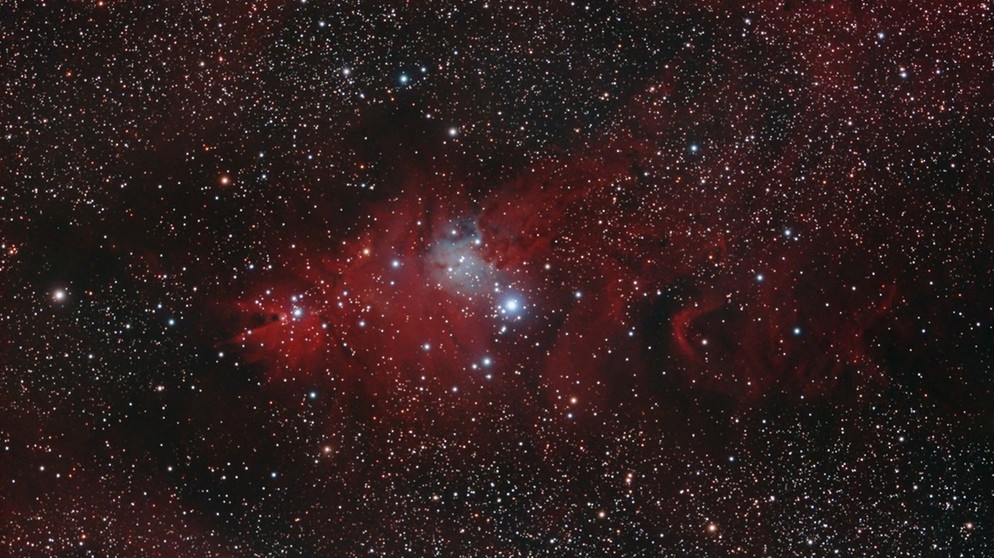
225;142;907;405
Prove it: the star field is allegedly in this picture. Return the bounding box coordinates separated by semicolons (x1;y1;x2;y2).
2;1;993;556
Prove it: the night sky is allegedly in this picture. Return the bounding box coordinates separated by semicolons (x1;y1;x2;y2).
2;1;994;556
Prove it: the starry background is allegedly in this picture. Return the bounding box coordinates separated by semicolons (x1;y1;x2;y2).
2;1;993;556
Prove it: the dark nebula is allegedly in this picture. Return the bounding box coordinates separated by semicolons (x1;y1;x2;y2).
2;1;993;556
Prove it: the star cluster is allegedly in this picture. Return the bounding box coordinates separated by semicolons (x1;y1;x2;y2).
2;1;993;556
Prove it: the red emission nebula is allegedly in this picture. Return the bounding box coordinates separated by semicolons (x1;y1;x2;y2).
224;133;905;413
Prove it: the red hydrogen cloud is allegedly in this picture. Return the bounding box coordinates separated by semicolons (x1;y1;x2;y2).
224;131;910;408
